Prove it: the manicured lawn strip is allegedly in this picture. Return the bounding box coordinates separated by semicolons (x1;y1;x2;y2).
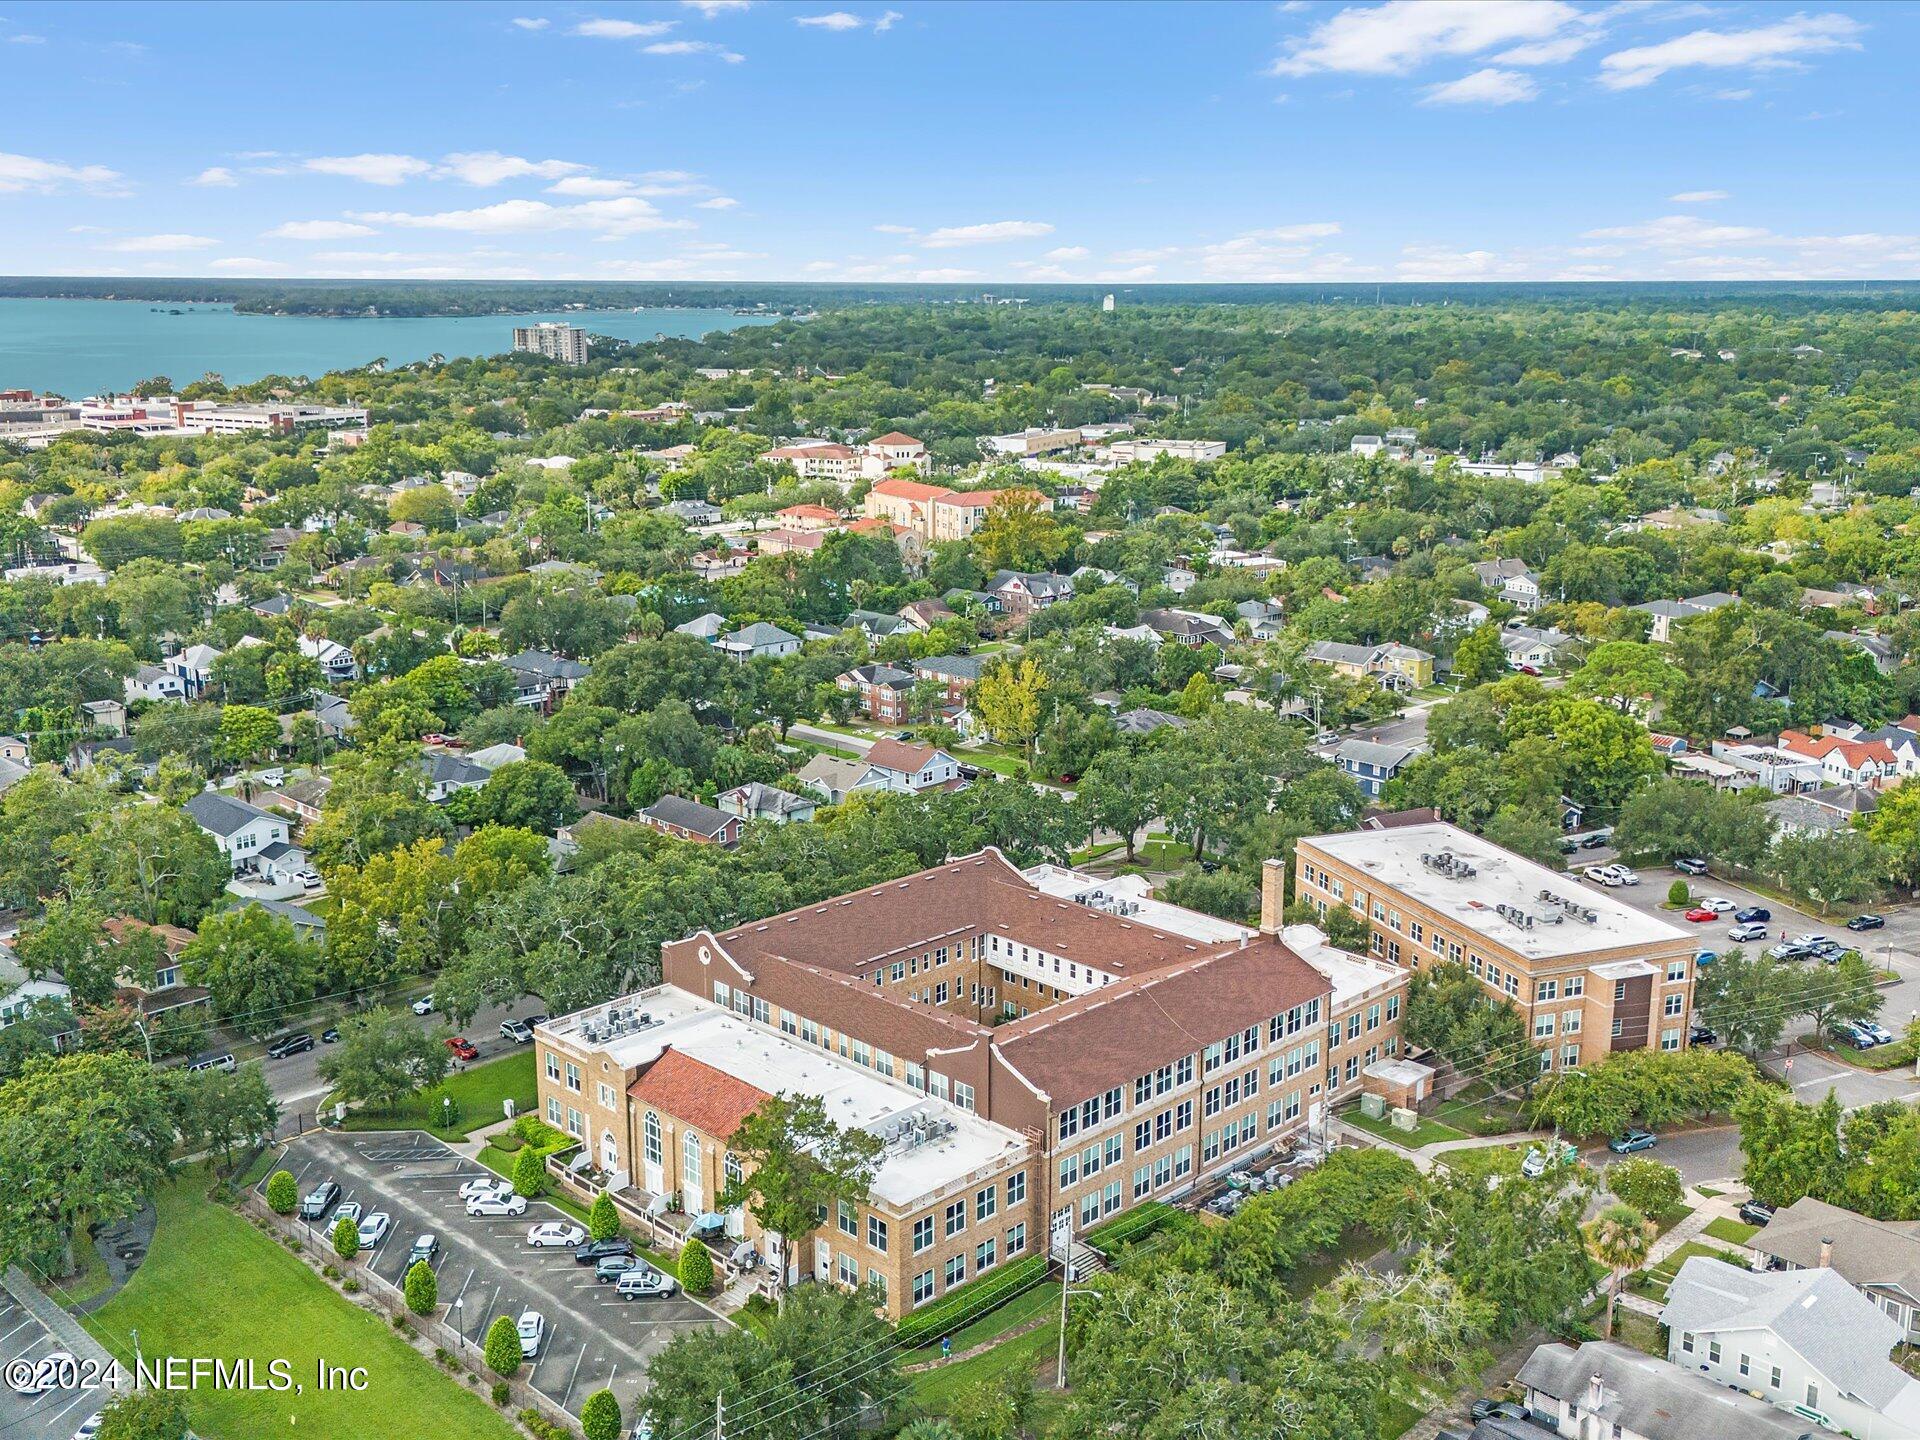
1629;1239;1741;1302
1340;1107;1470;1148
1611;1309;1666;1359
1431;1093;1528;1137
1376;1394;1425;1439
909;1319;1058;1410
336;1051;538;1138
1805;1035;1915;1070
942;1280;1061;1354
1695;1185;1724;1198
86;1176;520;1440
1651;1203;1694;1236
1703;1216;1760;1246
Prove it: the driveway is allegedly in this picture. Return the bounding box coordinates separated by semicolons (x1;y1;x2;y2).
264;1131;721;1422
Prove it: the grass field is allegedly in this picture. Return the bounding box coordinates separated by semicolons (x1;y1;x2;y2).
909;1320;1061;1411
1703;1216;1760;1246
335;1051;537;1139
1431;1092;1529;1137
86;1176;521;1440
1627;1239;1740;1301
1340;1107;1469;1148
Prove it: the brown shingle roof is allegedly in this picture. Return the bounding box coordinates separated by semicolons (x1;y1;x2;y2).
862;738;939;775
628;1048;770;1143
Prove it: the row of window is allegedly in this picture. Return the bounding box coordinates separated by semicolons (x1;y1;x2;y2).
908;1222;1027;1306
909;1173;1027;1254
1677;1333;1808;1407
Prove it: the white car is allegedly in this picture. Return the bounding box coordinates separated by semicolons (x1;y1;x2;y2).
1604;865;1639;886
517;1310;545;1359
460;1176;512;1202
332;1200;363;1226
411;995;435;1015
357;1211;393;1247
500;1018;534;1044
1701;897;1735;913
1582;865;1621;886
616;1267;677;1299
468;1192;528;1218
528;1221;588;1248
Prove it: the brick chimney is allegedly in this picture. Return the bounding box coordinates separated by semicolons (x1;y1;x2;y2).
1819;1237;1833;1268
1260;858;1287;934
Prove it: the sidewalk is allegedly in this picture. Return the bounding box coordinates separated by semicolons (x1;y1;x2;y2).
3;1265;123;1383
1329;1117;1548;1174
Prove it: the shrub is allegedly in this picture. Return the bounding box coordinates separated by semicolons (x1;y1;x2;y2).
405;1258;439;1315
491;1381;511;1407
588;1191;621;1242
512;1145;547;1198
483;1315;523;1377
331;1214;360;1262
1667;879;1691;907
581;1388;623;1440
265;1170;298;1215
679;1237;714;1295
1607;1157;1685;1217
95;1386;189;1440
341;1277;360;1294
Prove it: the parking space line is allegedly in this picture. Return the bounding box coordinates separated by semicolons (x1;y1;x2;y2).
561;1344;586;1409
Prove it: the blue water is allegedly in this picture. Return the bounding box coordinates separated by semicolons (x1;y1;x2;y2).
0;299;776;397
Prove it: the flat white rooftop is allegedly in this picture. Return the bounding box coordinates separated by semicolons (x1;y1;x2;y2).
1305;821;1693;962
541;986;1027;1209
1281;924;1405;1006
1022;864;1255;944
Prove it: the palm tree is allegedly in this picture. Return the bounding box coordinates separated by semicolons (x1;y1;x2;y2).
1585;1202;1657;1338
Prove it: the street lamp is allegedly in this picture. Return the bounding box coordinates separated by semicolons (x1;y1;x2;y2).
450;1297;465;1352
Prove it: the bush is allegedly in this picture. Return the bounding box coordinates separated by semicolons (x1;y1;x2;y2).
1667;879;1690;907
265;1170;298;1215
483;1315;523;1377
331;1214;360;1262
1607;1157;1685;1217
588;1191;621;1242
512;1145;548;1198
95;1386;190;1440
405;1257;439;1315
492;1381;511;1407
581;1388;623;1440
341;1277;360;1294
679;1237;714;1295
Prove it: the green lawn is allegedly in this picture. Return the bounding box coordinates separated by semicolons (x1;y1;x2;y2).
1431;1093;1529;1137
1704;1216;1761;1246
1807;1035;1916;1070
1629;1240;1741;1301
86;1176;521;1440
1340;1107;1469;1148
1611;1309;1667;1359
336;1051;537;1139
909;1320;1059;1410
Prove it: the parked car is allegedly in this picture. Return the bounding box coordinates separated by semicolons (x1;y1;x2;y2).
71;1411;103;1440
1470;1401;1529;1423
1606;865;1640;886
1684;907;1718;923
332;1200;362;1227
1808;940;1846;963
467;1192;528;1217
1584;865;1621;886
1848;914;1887;932
297;868;323;891
1738;1199;1776;1227
266;1031;314;1059
500;1018;534;1044
1789;933;1829;948
528;1221;587;1248
187;1052;236;1073
1833;1021;1880;1050
1768;942;1812;961
516;1310;545;1359
1734;906;1772;924
616;1266;677;1299
574;1238;634;1265
408;1234;438;1267
1579;831;1612;849
1673;857;1709;876
320;1026;340;1043
1700;897;1734;913
1865;1021;1898;1045
1728;921;1770;943
1608;1128;1657;1154
445;1036;480;1062
596;1254;640;1283
410;995;435;1015
460;1176;511;1202
1689;1025;1718;1047
300;1180;340;1220
357;1211;392;1247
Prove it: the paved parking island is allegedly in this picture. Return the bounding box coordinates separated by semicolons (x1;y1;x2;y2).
0;1290;106;1440
263;1130;722;1423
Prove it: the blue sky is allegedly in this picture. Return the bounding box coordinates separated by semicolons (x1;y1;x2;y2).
0;0;1913;283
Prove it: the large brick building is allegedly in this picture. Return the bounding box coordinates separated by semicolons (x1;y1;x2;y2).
535;849;1404;1318
1288;820;1701;1072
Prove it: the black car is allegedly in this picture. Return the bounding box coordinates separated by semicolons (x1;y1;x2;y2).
1579;834;1610;850
1689;1025;1718;1047
1848;914;1886;932
321;1027;340;1043
574;1238;634;1265
1734;906;1771;924
1470;1400;1528;1423
266;1031;315;1059
1738;1198;1776;1227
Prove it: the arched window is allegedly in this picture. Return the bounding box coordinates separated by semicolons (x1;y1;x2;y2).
682;1130;702;1194
644;1110;662;1164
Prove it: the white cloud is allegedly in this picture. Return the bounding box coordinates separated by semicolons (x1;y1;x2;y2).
682;0;751;13
68;225;107;235
1584;214;1774;248
348;196;693;237
510;16;549;29
546;176;639;197
189;166;239;187
1271;0;1588;76
267;219;379;240
207;257;289;273
921;220;1054;248
1395;244;1525;280
1045;245;1090;260
573;17;676;38
1243;222;1342;241
101;233;220;253
1421;66;1537;104
644;39;743;58
305;153;432;186
1492;31;1595;65
1599;13;1863;90
1669;189;1729;203
873;223;916;235
0;150;123;194
7;33;45;43
795;11;865;28
697;196;739;209
440;152;588;186
875;10;901;31
1192;229;1366;281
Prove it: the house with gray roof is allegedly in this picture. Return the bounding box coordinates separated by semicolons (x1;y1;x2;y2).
717;781;817;826
185;791;293;874
676;611;729;641
1750;1196;1920;1344
637;794;743;847
1516;1339;1808;1440
716;622;800;663
1333;737;1420;797
1661;1254;1920;1439
1633;591;1739;644
422;751;491;802
502;649;591;708
1113;707;1189;738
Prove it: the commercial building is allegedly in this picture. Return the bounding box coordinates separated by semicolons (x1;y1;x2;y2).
511;322;591;364
1289;819;1699;1070
535;849;1404;1317
862;477;1033;543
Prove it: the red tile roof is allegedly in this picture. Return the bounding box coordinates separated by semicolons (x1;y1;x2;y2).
870;477;952;503
869;432;922;447
628;1048;770;1142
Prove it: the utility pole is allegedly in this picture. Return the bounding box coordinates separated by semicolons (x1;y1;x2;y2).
1054;1220;1098;1391
715;1391;725;1440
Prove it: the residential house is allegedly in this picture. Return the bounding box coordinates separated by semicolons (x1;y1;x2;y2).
1662;1255;1920;1439
167;643;222;699
100;917;210;1022
1138;608;1235;650
468;742;529;772
843;609;911;642
691;550;748;582
1302;640;1434;692
984;570;1074;617
502;650;591;709
674;612;729;642
1235;599;1287;641
1500;625;1569;671
313;693;357;740
298;635;360;686
1333;738;1420;798
663;498;721;525
837;663;917;724
715;622;801;663
1827;629;1897;673
80;698;127;737
1113;707;1189;738
249;593;294;620
1472;558;1544;612
911;654;984;706
793;753;889;806
1516;1340;1809;1440
860;739;958;793
1633;592;1739;644
65;735;145;776
898;598;955;632
125;664;187;702
774;503;844;531
422;751;490;803
757;527;826;558
0;943;69;1033
1750;1196;1920;1344
269;774;333;826
0;757;28;798
1777;729;1898;789
1710;740;1823;794
717;782;817;826
637;795;744;847
185;791;294;875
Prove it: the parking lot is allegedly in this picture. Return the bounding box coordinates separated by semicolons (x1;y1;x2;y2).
263;1130;721;1423
0;1292;105;1440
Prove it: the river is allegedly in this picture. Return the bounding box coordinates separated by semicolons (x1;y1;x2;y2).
0;298;776;398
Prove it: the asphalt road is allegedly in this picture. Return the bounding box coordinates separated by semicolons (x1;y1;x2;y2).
267;1131;721;1423
1581;1125;1744;1187
0;1293;102;1440
261;995;535;1111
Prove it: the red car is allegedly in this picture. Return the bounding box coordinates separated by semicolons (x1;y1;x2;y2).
1684;907;1718;923
445;1036;480;1061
